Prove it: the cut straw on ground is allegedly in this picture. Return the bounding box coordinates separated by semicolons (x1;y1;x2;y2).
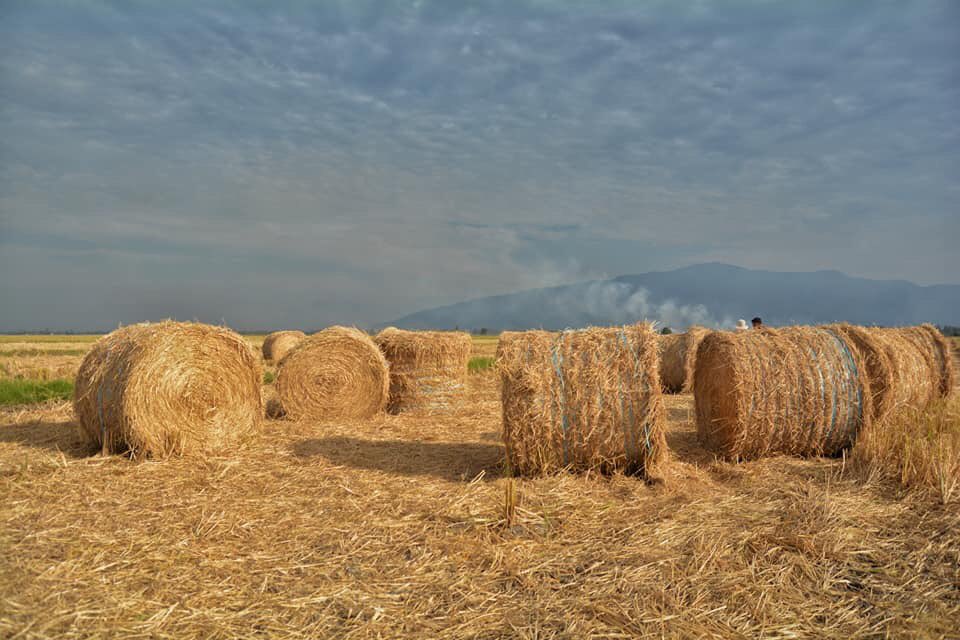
1;368;958;638
0;331;957;638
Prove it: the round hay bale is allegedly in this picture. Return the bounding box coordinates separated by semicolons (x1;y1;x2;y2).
658;327;710;393
497;325;666;478
827;324;896;421
830;324;953;420
374;328;471;413
657;333;684;393
73;321;263;458
275;326;388;421
262;330;306;363
910;324;955;397
694;326;873;460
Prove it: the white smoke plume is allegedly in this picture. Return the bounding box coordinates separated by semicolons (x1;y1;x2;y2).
554;281;732;330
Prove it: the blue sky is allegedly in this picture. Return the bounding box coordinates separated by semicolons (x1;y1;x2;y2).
1;1;957;331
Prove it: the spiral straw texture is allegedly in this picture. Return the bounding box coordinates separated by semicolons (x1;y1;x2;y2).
73;321;263;458
276;326;389;421
658;326;710;393
830;324;954;421
374;328;471;413
262;330;306;363
497;325;666;478
694;326;873;460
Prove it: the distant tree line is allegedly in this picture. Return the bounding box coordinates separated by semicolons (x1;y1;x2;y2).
939;325;960;337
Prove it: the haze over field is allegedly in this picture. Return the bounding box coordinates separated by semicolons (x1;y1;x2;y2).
1;1;958;331
388;263;960;331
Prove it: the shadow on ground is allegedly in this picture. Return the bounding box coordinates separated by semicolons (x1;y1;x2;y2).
0;420;96;458
661;397;718;466
667;404;692;423
293;436;504;482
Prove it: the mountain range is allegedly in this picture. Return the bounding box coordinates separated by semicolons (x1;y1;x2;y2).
384;263;959;331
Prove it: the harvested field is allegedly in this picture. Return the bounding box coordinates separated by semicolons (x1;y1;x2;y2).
0;353;84;381
0;333;958;637
0;335;102;344
0;348;88;357
471;335;499;359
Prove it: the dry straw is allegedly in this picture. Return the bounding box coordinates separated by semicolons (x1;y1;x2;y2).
658;326;710;393
261;330;306;363
275;326;388;421
694;326;873;460
374;328;471;413
73;321;263;458
497;325;666;478
906;324;955;397
829;324;953;421
6;342;960;636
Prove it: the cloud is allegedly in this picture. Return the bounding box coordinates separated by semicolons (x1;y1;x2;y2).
0;1;958;330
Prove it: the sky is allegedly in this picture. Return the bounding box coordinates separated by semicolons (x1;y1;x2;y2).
1;1;958;331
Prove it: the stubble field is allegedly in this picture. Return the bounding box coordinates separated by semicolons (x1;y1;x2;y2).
0;334;958;638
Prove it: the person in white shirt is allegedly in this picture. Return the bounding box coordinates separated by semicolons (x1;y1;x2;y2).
735;319;749;332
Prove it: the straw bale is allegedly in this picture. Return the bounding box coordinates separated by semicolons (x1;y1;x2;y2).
694;326;872;460
826;324;895;421
910;324;955;397
262;330;306;363
275;326;388;421
73;321;263;458
374;328;471;413
657;334;683;393
658;327;710;393
497;325;666;477
829;324;953;421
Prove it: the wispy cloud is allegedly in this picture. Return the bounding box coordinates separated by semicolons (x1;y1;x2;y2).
1;1;957;330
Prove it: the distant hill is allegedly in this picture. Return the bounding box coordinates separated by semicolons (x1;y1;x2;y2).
384;263;960;331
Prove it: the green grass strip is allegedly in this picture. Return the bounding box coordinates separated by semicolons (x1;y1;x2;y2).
0;379;74;406
468;356;495;373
